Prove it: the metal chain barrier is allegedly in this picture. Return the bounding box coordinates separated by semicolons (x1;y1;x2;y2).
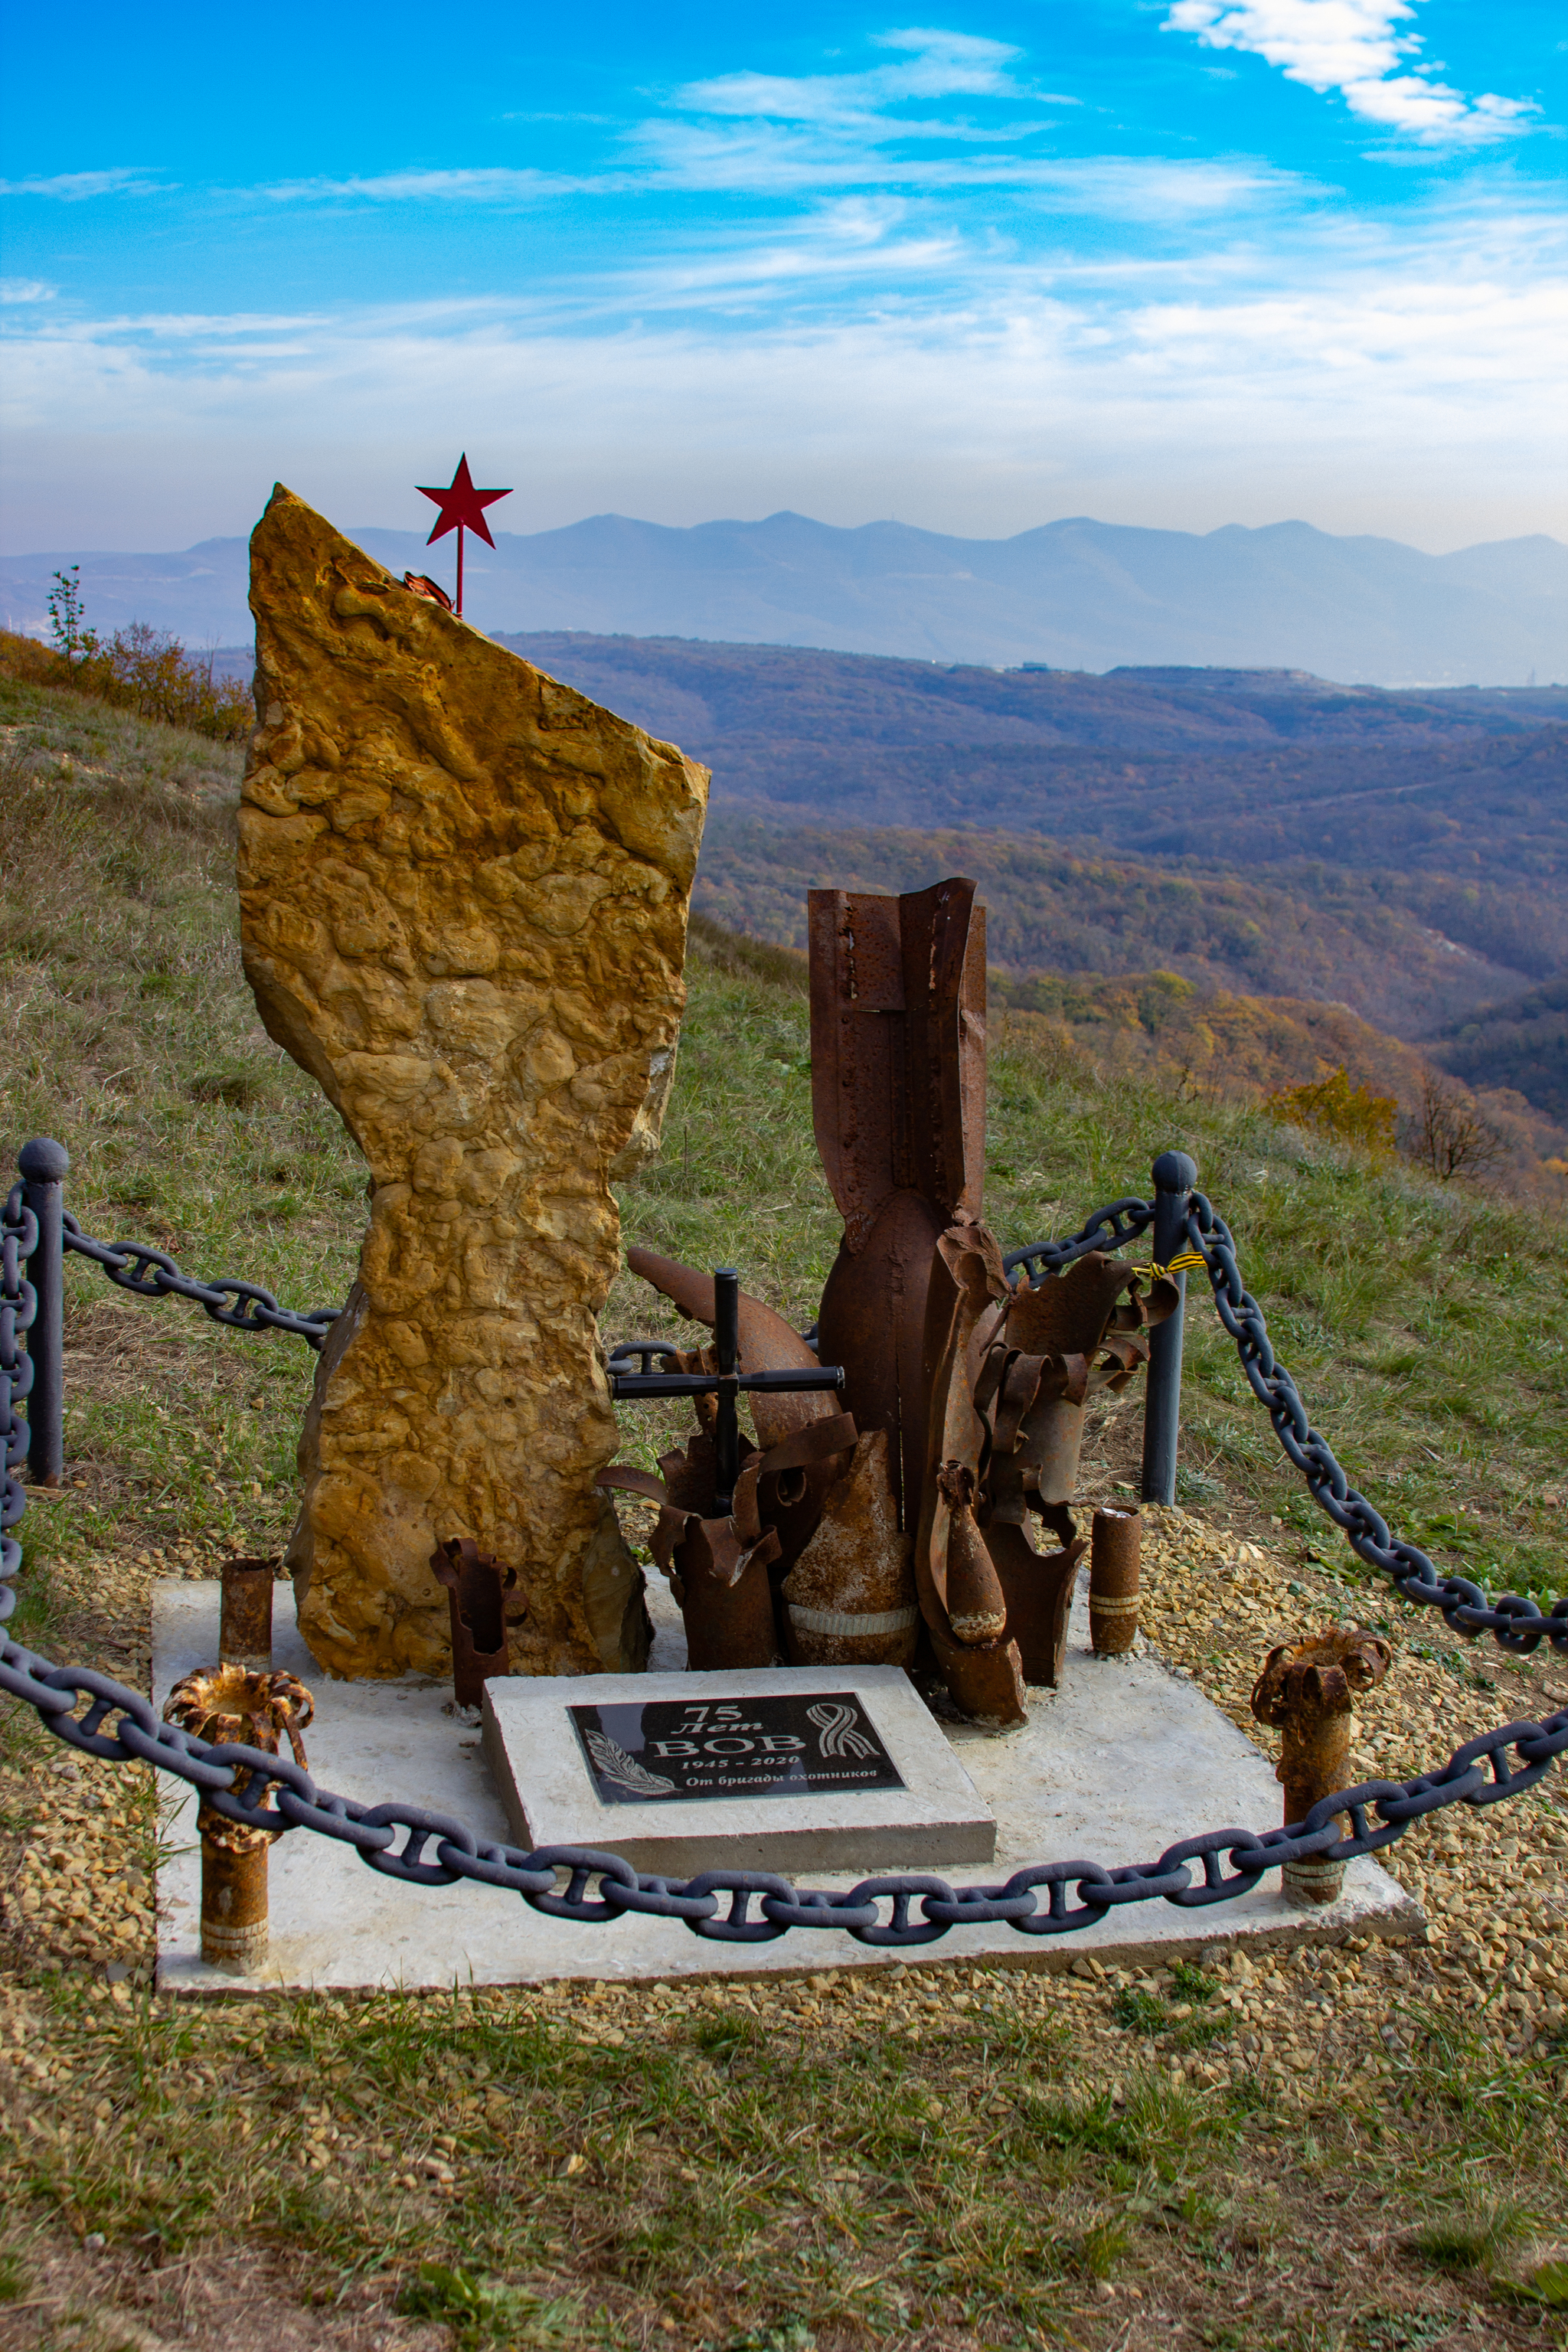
0;1184;38;1586
1001;1195;1155;1285
0;1179;1560;1945
1184;1192;1568;1660
60;1214;341;1349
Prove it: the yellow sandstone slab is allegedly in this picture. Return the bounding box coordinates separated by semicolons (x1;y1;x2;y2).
238;485;708;1679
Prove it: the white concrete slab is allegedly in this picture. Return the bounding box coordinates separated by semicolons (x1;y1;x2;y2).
483;1665;996;1875
153;1575;1422;1995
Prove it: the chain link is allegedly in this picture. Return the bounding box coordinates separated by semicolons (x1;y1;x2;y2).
1001;1196;1155;1285
0;1179;1560;1945
0;1184;38;1587
1183;1193;1568;1660
0;1629;1559;1942
61;1215;341;1349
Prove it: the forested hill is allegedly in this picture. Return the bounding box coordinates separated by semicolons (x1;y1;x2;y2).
500;631;1565;754
499;632;1568;993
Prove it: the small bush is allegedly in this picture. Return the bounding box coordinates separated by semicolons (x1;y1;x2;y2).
1264;1063;1396;1153
1401;1071;1508;1184
1;606;253;745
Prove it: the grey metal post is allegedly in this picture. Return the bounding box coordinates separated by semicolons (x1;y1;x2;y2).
18;1138;68;1488
1139;1148;1197;1507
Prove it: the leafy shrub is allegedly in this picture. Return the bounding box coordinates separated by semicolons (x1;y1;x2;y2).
2;584;253;743
1264;1063;1396;1153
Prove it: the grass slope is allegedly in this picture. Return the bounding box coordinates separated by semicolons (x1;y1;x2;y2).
0;677;1563;2350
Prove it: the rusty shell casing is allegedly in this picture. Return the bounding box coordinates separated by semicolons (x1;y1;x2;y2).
1279;1712;1354;1906
219;1559;275;1671
431;1538;516;1708
988;1517;1083;1687
199;1834;270;1972
681;1560;779;1670
1089;1507;1142;1655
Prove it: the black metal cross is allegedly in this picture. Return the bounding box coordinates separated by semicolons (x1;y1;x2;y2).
607;1266;844;1513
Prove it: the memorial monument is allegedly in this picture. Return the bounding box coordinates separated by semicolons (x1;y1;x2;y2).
238;487;708;1682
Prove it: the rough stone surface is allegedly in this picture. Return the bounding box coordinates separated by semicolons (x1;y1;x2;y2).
237;486;709;1680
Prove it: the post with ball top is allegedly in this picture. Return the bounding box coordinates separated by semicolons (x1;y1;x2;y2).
1140;1149;1198;1507
416;455;512;619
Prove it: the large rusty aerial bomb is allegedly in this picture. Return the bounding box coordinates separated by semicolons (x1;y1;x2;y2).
603;878;1177;1727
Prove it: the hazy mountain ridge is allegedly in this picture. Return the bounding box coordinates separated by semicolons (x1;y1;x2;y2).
2;508;1563;683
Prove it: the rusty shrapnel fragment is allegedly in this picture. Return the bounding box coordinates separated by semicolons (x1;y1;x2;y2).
970;1253;1174;1690
162;1665;312;1972
1252;1626;1394;1906
431;1538;519;1710
1089;1507;1141;1655
218;1557;275;1672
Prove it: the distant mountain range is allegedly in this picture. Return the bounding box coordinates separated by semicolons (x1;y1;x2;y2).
2;510;1563;684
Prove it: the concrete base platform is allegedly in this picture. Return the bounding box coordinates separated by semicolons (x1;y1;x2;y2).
152;1575;1423;1995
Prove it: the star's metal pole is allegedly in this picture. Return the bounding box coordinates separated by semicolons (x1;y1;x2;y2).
456;522;465;618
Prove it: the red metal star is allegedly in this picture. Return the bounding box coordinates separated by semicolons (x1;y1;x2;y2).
414;454;512;616
416;452;512;550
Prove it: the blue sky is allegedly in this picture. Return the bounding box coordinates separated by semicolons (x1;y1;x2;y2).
1;0;1563;551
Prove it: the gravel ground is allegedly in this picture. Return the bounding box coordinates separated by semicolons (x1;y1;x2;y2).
0;1507;1563;2350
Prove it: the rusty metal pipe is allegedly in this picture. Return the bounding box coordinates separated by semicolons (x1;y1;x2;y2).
430;1538;518;1707
200;1834;270;1972
219;1559;274;1671
162;1664;312;1976
1089;1506;1141;1655
1251;1628;1393;1907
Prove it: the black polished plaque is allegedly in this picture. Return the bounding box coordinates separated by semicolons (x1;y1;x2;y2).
568;1692;905;1808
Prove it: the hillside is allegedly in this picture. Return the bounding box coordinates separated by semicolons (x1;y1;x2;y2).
694;811;1532;1040
0;669;1564;2349
5;509;1566;681
501;632;1568;1007
1435;978;1568;1122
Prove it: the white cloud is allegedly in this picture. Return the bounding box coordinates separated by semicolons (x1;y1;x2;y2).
0;168;168;200
256;165;603;204
0;279;56;305
677;28;1027;128
3;199;1562;554
1165;0;1538;144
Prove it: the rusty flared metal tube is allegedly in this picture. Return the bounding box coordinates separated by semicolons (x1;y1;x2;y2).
1252;1627;1393;1907
1089;1505;1141;1655
199;1828;272;1971
162;1663;312;1973
219;1557;275;1671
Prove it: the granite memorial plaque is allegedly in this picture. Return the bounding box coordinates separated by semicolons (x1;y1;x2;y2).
570;1691;905;1807
483;1664;996;1875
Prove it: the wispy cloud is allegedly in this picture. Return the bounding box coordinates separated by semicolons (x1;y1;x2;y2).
256;165;604;204
0;279;56;305
1165;0;1540;145
4;197;1563;551
0;168;168;200
677;27;1040;126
